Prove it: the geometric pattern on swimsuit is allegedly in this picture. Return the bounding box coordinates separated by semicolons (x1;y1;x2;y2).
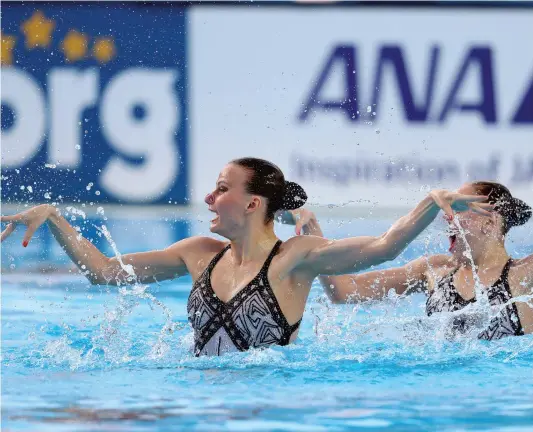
187;240;302;356
426;259;524;340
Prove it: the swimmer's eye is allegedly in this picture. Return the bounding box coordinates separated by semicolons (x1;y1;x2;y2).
217;187;228;193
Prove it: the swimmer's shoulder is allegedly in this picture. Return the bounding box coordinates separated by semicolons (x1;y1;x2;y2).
415;254;455;292
165;236;227;263
271;235;327;279
167;236;226;253
278;234;328;262
508;254;533;295
282;234;325;249
166;236;228;279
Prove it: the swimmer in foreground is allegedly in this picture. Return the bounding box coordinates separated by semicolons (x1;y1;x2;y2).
1;158;492;356
280;181;533;339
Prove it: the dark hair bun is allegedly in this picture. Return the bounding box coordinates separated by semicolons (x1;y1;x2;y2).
282;181;307;210
507;197;532;229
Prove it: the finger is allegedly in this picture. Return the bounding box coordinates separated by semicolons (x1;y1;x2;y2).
0;214;23;223
476;202;495;210
22;224;39;247
433;195;454;219
0;223;16;242
295;220;303;236
469;203;493;217
458;194;489;203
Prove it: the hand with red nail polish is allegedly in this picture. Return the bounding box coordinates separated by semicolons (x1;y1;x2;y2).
1;204;56;247
277;208;324;237
429;190;493;219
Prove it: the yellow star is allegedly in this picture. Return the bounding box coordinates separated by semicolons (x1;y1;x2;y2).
61;30;88;62
93;37;116;64
21;10;55;49
1;34;16;66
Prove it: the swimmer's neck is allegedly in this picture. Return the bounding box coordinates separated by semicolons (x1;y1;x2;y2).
456;242;510;270
229;223;278;265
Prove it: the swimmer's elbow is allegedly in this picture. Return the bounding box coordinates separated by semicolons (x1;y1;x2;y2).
329;289;367;305
329;294;347;304
323;284;344;304
87;272;110;286
86;274;101;286
386;245;403;262
86;264;117;286
373;237;402;263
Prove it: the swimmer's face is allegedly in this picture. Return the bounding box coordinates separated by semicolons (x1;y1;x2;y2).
204;164;261;237
447;183;500;255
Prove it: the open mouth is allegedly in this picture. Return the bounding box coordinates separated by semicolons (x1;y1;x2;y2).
208;207;219;223
449;234;457;252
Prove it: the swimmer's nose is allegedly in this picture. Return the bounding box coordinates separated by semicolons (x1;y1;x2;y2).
205;193;214;205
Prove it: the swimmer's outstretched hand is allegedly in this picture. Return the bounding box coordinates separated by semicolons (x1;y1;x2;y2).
429;190;493;219
292;209;322;236
1;204;55;247
277;209;323;236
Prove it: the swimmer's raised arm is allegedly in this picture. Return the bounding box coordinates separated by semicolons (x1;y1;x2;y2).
283;190;491;278
319;256;454;303
278;208;449;302
1;204;211;286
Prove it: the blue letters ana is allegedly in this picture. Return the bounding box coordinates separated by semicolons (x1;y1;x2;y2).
0;3;189;205
299;45;533;125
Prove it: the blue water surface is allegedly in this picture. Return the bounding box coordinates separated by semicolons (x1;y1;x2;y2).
2;213;533;431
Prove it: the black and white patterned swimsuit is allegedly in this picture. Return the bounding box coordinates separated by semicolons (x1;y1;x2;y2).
426;259;524;340
187;240;302;356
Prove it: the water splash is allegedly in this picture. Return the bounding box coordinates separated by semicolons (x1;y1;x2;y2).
96;224;136;281
38;217;184;368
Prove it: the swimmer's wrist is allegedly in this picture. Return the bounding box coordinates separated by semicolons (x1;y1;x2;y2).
45;205;62;224
426;193;441;208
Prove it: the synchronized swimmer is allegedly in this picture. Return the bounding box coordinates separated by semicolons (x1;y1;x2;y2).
1;158;501;356
282;181;533;339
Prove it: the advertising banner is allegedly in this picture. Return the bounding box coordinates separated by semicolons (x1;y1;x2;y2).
1;3;189;205
189;7;533;207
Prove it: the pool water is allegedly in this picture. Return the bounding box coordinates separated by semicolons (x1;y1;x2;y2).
2;213;533;431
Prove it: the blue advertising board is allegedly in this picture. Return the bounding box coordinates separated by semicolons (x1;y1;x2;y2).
1;2;189;205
